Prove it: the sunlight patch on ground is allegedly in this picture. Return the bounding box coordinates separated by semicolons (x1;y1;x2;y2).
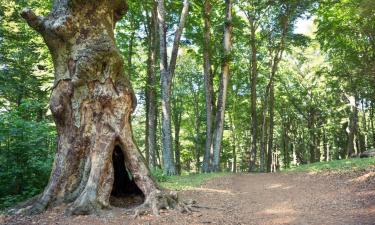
350;171;375;183
189;187;234;195
267;184;283;189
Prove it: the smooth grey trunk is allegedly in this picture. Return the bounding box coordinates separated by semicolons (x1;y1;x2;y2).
212;0;233;172
157;0;189;175
202;0;214;173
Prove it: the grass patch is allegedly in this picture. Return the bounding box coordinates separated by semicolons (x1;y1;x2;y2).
284;157;375;173
159;172;228;191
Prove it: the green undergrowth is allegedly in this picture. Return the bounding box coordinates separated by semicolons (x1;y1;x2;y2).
285;157;375;173
152;169;228;191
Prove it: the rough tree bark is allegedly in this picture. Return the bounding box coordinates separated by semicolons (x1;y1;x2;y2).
157;0;189;175
16;0;184;216
212;0;233;172
201;0;214;173
145;1;158;168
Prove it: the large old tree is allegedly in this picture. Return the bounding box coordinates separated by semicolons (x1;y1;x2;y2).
15;0;182;216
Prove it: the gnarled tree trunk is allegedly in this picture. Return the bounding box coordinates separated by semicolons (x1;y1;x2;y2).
16;0;180;216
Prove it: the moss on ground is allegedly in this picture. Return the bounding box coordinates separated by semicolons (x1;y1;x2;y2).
159;172;228;190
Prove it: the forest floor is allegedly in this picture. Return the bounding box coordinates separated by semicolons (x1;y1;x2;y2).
1;168;374;225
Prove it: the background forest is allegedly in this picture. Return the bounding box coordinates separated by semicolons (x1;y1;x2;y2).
1;0;374;209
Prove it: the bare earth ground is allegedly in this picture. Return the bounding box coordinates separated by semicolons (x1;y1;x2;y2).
1;170;374;225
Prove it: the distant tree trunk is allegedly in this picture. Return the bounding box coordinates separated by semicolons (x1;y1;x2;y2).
316;129;321;162
173;107;182;175
259;85;269;172
157;0;189;175
248;19;258;172
202;0;214;173
229;111;237;173
361;99;368;152
18;0;180;216
323;128;329;161
145;1;158;168
370;102;375;148
127;21;135;79
346;95;358;157
190;79;202;173
308;108;316;163
282;119;290;169
212;0;233;172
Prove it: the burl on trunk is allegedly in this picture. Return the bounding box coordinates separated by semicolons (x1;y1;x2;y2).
15;0;182;216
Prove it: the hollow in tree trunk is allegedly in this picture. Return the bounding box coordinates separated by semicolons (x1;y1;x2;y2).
15;0;183;216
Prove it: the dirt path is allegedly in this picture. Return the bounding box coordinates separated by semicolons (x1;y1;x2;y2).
2;171;374;225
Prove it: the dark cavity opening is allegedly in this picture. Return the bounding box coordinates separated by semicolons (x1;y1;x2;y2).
110;145;144;208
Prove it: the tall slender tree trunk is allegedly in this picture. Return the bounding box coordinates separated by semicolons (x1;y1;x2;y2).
267;78;275;172
145;1;158;168
248;20;258;172
202;0;214;173
157;0;189;175
265;15;287;171
259;85;269;172
211;0;233;172
18;0;180;216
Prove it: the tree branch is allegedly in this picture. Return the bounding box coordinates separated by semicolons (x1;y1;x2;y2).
20;9;45;34
168;0;190;80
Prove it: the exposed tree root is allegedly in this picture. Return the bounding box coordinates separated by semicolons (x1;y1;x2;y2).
131;190;193;218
